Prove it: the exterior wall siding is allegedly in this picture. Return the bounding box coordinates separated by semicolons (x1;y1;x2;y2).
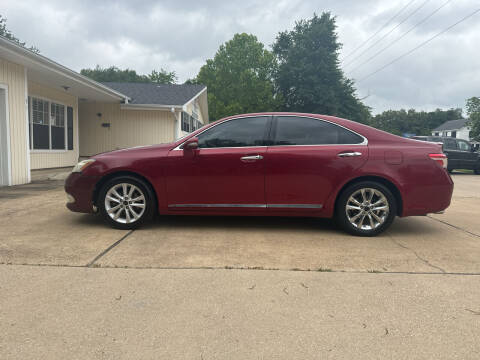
457;127;470;141
28;81;79;169
0;58;29;185
79;103;176;156
432;127;471;142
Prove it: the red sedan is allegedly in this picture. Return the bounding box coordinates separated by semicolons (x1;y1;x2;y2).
65;113;453;236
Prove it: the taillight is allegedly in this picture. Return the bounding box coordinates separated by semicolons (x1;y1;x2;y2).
429;153;448;169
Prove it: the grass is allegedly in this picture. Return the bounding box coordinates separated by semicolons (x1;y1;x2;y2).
452;169;474;174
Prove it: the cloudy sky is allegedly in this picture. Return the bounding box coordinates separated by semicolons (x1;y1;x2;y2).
2;0;479;114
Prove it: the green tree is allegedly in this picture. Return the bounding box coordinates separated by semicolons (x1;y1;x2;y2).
148;69;177;84
0;15;39;53
80;66;178;84
466;97;480;142
370;108;463;136
80;65;150;83
196;33;281;121
273;13;370;123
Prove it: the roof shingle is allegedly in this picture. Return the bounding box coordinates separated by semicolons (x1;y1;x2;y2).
433;118;469;131
102;82;206;106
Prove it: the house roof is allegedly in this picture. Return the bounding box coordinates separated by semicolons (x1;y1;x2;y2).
0;35;128;103
433;118;469;131
102;82;206;106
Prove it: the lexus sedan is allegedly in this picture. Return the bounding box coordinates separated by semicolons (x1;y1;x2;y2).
65;113;453;236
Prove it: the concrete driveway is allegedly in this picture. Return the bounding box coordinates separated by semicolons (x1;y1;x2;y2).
1;174;480;359
1;174;479;273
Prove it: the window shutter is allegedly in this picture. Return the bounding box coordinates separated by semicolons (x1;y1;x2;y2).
67;106;74;150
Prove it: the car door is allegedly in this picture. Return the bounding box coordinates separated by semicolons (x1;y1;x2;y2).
165;116;271;211
456;139;477;169
265;115;368;212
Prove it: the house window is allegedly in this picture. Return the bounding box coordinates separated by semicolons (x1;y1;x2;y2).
51;103;65;149
181;111;191;132
29;96;73;151
451;131;456;138
31;97;50;149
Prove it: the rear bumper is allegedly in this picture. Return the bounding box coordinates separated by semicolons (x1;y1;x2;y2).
64;172;101;213
402;170;454;216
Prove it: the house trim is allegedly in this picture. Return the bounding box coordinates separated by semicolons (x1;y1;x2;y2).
0;83;12;185
184;86;207;107
120;104;183;111
0;36;129;102
24;68;31;183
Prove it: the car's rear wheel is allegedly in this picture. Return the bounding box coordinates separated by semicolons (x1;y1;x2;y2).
99;176;154;229
336;181;396;237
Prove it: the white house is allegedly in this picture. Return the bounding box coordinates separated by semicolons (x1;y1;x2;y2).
0;35;208;186
432;119;471;141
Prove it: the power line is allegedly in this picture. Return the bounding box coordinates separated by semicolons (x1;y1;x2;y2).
348;0;452;75
356;7;480;83
342;0;417;61
343;0;432;68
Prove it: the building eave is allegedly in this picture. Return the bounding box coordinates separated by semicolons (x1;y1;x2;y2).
120;104;183;111
0;35;129;102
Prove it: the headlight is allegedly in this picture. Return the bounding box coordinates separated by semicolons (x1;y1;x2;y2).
72;159;96;173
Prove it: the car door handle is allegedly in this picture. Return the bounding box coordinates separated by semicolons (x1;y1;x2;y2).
338;152;362;157
241;155;263;162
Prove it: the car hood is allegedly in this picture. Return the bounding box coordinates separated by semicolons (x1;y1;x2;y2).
92;143;174;159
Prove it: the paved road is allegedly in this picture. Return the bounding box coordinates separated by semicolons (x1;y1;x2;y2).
0;174;479;359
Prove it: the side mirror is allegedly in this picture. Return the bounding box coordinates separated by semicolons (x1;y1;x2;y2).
183;137;199;151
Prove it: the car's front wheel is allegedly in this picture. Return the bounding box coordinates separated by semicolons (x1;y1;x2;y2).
99;176;154;229
336;181;397;237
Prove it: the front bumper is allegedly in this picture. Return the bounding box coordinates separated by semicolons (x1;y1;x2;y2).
64;172;101;213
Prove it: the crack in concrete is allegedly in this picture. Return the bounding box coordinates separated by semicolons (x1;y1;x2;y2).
2;262;480;275
427;215;480;238
389;236;446;274
86;230;135;267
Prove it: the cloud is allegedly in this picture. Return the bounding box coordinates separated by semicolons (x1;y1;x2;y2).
2;0;479;113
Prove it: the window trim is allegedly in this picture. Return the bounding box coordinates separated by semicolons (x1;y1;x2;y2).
28;94;70;152
174;115;367;151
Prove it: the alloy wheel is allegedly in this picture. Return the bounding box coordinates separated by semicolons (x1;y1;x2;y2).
345;188;389;230
104;183;146;224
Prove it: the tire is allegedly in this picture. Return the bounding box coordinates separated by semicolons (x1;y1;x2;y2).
98;176;155;229
335;181;397;237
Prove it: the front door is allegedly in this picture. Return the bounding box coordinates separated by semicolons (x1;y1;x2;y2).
265;115;368;211
165;116;271;211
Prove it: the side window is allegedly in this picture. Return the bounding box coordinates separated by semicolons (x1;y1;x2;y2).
273;116;364;145
197;116;269;148
457;140;470;151
443;139;457;150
